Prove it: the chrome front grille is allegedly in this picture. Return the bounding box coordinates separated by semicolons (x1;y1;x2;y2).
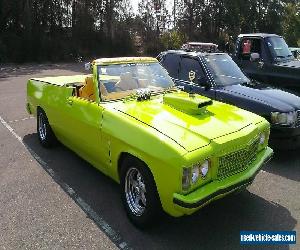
217;139;259;180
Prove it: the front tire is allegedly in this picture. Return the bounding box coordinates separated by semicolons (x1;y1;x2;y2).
120;157;162;228
37;108;56;147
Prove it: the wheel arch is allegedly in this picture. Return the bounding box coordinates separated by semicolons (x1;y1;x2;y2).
117;152;152;181
36;105;43;113
36;105;48;117
117;152;161;201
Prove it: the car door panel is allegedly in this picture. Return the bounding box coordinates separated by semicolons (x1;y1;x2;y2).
238;38;269;82
177;56;216;99
63;97;106;170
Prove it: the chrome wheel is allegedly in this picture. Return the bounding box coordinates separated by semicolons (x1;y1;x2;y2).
125;167;147;216
38;113;47;141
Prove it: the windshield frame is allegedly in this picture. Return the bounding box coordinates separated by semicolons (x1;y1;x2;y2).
203;53;250;87
97;61;175;102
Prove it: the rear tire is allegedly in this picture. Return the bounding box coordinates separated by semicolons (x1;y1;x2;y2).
37;108;57;148
120;156;162;228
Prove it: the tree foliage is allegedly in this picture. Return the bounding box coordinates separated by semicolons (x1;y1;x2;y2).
282;2;300;46
0;0;299;62
160;30;185;50
0;0;134;62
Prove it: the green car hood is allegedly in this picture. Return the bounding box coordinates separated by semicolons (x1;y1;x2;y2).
110;92;260;152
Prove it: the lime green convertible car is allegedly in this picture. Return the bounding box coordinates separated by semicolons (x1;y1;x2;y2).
26;57;273;227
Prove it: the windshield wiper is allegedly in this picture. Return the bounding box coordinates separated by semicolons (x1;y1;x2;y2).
165;86;179;93
241;80;257;87
241;81;250;86
147;86;177;95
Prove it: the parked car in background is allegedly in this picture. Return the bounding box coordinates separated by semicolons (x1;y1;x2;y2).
27;57;273;227
181;42;218;52
158;50;300;149
231;33;300;93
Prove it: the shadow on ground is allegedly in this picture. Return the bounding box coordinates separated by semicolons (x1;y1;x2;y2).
23;133;296;250
263;149;300;182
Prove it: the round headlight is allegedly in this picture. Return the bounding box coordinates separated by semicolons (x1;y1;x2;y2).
200;160;209;178
191;165;200;183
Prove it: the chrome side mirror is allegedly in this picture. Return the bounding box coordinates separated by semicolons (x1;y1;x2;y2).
197;77;210;90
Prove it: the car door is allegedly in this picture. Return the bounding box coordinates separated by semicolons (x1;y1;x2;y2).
177;56;216;99
63;95;106;170
237;37;269;82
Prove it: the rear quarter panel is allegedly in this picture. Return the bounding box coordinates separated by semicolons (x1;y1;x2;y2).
27;79;74;140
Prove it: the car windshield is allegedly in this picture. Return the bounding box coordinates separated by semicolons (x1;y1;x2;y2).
204;54;250;86
98;62;174;101
266;37;294;60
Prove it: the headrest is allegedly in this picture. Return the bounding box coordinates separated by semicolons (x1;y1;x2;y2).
116;72;138;91
120;72;133;81
85;76;93;84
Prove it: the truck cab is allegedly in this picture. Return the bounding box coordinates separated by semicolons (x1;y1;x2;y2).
232;33;300;93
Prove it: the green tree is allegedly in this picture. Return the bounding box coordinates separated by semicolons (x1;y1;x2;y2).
282;2;300;46
160;30;185;49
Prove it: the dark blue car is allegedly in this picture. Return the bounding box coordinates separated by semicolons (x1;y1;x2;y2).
158;50;300;149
